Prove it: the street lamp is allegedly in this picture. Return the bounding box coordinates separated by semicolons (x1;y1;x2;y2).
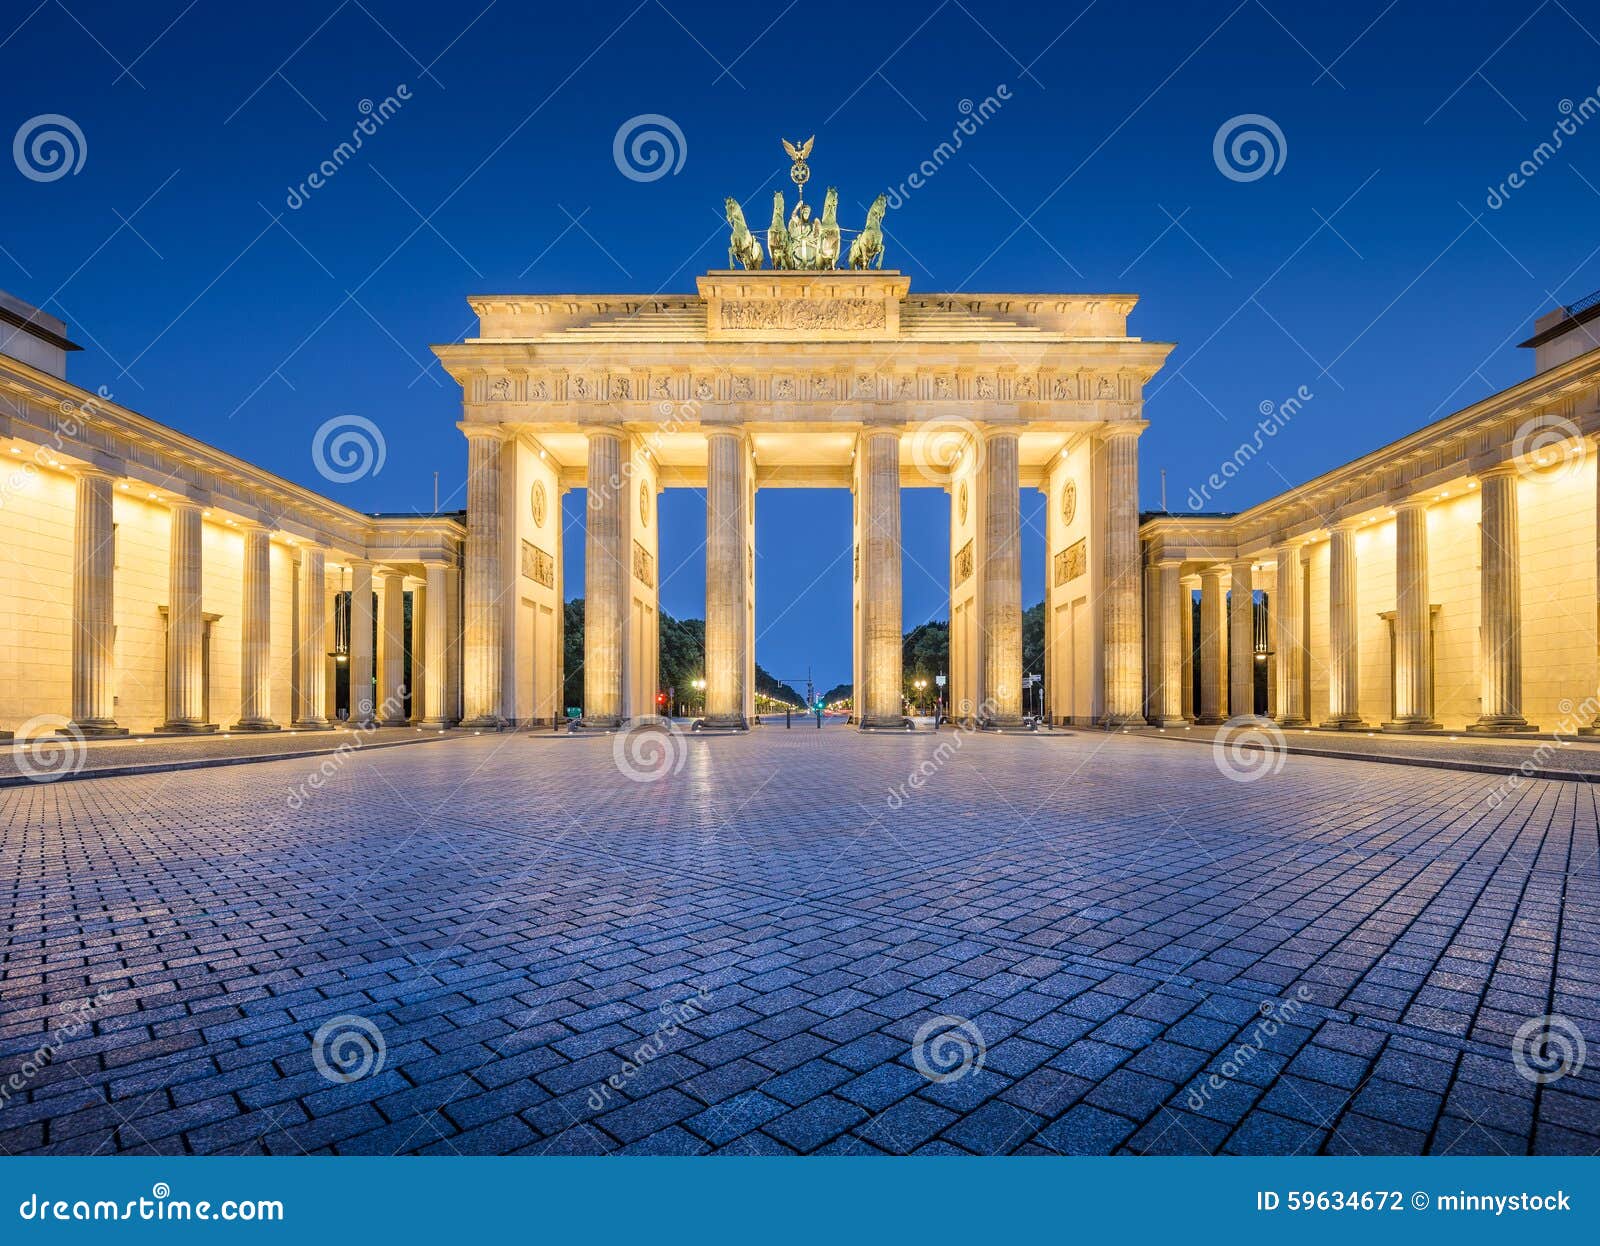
913;678;928;716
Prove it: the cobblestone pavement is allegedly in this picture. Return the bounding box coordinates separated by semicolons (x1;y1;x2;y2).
1132;722;1600;780
0;726;457;784
2;725;1597;1156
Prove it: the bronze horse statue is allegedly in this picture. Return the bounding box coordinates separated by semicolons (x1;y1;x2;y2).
818;187;841;269
848;194;888;270
724;197;764;270
767;191;791;271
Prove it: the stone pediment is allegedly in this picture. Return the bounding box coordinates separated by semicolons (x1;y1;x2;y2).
696;270;909;342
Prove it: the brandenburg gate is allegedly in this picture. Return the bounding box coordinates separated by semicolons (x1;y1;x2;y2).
433;146;1172;732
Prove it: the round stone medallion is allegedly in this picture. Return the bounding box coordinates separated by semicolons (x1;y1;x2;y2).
1061;478;1078;527
531;480;547;527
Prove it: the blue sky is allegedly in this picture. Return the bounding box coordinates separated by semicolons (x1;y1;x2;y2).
5;0;1600;689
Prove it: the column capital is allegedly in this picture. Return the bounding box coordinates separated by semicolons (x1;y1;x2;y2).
1478;461;1521;482
1329;515;1366;533
460;423;508;442
66;462;120;483
1098;420;1148;441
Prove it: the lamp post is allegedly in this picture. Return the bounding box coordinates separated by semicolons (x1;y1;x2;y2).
913;677;928;719
691;677;706;717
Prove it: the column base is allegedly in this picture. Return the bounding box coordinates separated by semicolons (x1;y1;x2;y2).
577;715;622;731
981;719;1038;734
1320;717;1370;730
291;717;332;730
68;721;128;737
1097;712;1148;729
460;715;508;730
378;717;409;729
1275;716;1310;728
1381;719;1445;733
1467;717;1538;733
1195;714;1227;726
229;720;282;733
692;716;747;733
154;722;219;735
418;717;458;729
1150;716;1189;728
858;716;916;732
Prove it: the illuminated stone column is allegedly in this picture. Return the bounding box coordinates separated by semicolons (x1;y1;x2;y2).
858;427;904;729
703;427;749;728
68;467;125;735
159;501;214;733
1179;575;1197;722
980;427;1023;727
378;569;407;726
461;426;505;728
1227;556;1255;719
232;522;278;731
1197;564;1227;724
1152;561;1187;726
1272;542;1307;726
1471;466;1534;732
1323;520;1366;728
420;560;453;727
293;545;330;728
1100;425;1144;725
346;558;375;726
443;563;462;723
582;428;626;728
1388;500;1440;730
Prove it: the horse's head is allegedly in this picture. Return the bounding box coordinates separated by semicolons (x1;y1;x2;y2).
821;186;838;224
724;197;745;227
770;191;785;224
867;193;887;226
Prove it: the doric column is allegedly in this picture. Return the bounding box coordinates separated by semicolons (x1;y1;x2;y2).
1197;565;1227;724
858;427;904;728
232;522;278;731
582;428;627;728
346;558;375;725
1471;466;1534;731
981;427;1023;727
378;568;407;726
461;426;505;727
1100;425;1144;725
443;563;462;723
1323;519;1366;728
1388;500;1440;730
1179;576;1197;722
1227;556;1256;719
1272;542;1307;725
703;427;749;728
159;501;214;733
68;467;125;735
1153;561;1186;726
420;560;453;726
293;545;330;728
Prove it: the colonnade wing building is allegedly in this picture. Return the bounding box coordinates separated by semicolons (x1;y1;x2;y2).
0;292;464;740
431;270;1172;731
1141;303;1600;735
